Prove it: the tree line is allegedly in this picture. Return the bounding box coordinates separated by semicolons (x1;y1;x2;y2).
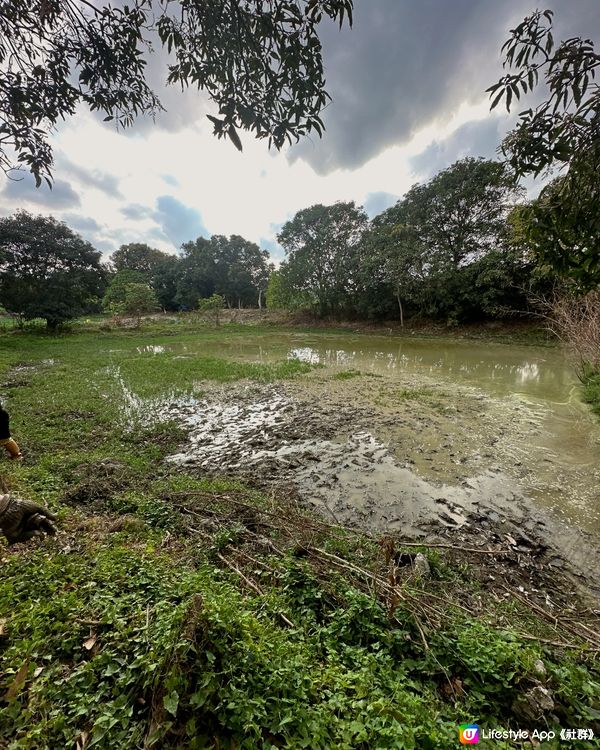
1;6;598;332
269;157;560;324
0;214;274;328
0;153;578;330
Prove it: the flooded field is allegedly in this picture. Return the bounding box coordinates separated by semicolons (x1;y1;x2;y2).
112;331;600;585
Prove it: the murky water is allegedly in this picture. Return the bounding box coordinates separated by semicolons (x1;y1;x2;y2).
120;332;600;555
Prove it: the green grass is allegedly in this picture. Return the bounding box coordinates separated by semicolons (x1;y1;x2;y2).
581;368;600;417
0;323;598;749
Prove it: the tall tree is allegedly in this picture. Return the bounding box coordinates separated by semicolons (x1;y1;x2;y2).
362;222;426;326
153;254;181;311
366;160;527;323
488;9;600;288
277;202;368;316
103;269;148;312
176;237;215;309
213;235;271;308
111;243;171;277
388;158;521;271
0;0;353;185
176;234;270;309
0;211;106;328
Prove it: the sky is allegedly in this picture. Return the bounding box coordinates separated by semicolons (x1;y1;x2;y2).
1;0;599;264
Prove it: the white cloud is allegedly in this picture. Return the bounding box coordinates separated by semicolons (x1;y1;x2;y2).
3;1;597;263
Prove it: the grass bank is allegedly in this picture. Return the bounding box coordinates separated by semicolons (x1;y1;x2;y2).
0;323;598;750
581;368;600;418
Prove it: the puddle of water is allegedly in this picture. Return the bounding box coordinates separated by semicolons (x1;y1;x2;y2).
106;365;198;429
136;345;170;354
106;333;600;547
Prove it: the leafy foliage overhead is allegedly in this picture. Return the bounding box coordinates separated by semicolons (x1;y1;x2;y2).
488;9;599;180
0;0;353;186
488;9;600;288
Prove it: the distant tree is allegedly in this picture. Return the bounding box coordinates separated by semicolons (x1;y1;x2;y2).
103;269;147;312
362;222;425;326
153;254;181;311
176;237;217;309
0;0;353;185
488;9;600;288
265;270;285;310
176;234;270;309
197;294;225;326
367;160;529;323
277;202;368;316
118;283;160;326
111;243;171;277
0;211;106;329
209;235;271;308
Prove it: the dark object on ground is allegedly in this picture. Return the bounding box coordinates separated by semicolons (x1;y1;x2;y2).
0;403;22;460
0;493;57;544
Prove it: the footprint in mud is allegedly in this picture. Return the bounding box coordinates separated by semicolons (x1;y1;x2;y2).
160;390;523;536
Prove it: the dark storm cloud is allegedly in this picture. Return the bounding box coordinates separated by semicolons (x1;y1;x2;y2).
409;118;504;179
153;195;208;248
1;172;81;209
57;156;123;198
289;0;600;173
67;0;600;171
363;191;399;218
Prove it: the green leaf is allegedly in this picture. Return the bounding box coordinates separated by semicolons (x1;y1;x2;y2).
163;690;179;717
228;125;243;152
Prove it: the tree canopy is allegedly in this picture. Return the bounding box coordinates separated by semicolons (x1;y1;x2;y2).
0;0;353;185
381;158;521;271
176;234;271;309
0;211;106;328
488;8;600;288
363;159;529;323
111;244;171;277
277;202;368;316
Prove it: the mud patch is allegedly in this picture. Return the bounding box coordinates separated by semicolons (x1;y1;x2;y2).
1;359;56;390
63;459;132;510
111;367;600;594
163;391;528;534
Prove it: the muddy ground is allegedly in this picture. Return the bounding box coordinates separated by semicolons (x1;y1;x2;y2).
113;365;600;600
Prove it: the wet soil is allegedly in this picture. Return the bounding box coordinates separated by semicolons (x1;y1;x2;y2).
113;365;600;598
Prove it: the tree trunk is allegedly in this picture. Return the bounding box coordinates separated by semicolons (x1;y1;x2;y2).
396;289;404;328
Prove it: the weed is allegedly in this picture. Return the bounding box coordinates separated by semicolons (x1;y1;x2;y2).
0;322;598;750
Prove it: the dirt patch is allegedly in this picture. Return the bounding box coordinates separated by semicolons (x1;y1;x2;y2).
112;367;600;597
1;359;56;391
62;459;132;510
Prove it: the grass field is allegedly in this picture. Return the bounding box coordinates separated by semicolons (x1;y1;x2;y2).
0;321;598;750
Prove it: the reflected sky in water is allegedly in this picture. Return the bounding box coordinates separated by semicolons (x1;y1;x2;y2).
283;336;569;403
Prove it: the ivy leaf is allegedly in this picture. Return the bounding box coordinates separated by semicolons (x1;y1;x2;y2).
163;690;179;717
